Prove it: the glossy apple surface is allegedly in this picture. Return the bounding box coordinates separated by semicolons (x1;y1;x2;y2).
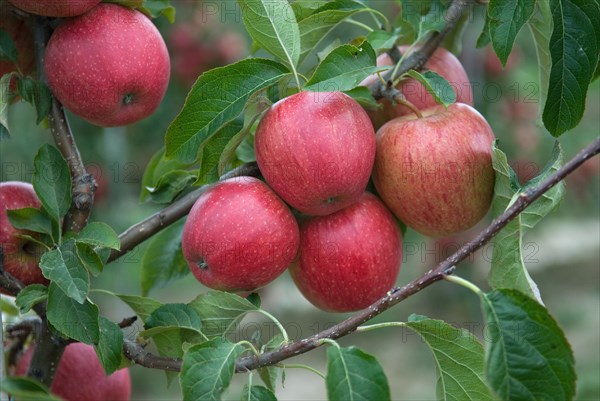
0;181;48;289
182;176;299;292
16;342;131;401
289;193;402;312
8;0;101;17
373;103;495;237
362;46;474;128
44;4;170;127
255;91;376;216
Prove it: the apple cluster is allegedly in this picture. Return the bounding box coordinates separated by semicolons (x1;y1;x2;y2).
3;1;171;127
181;48;495;312
15;343;131;401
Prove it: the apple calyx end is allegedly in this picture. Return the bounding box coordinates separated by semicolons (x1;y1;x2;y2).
197;260;208;270
122;93;135;106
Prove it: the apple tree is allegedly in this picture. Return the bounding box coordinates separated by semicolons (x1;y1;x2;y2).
0;0;599;400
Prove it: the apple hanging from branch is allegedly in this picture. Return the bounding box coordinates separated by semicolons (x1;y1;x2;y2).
44;3;171;127
289;192;402;312
0;181;48;290
16;342;131;401
255;91;376;216
372;103;496;238
182;176;300;292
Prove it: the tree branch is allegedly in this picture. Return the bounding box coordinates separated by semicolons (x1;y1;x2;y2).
123;339;182;372
370;0;473;102
32;16;95;234
108;162;260;262
118;136;600;373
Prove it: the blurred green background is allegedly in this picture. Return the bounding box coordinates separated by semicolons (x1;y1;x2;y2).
1;1;598;400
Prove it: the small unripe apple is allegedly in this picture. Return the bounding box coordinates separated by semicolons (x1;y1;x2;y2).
44;4;170;127
373;103;495;237
289;193;402;312
16;342;131;401
255;91;376;216
361;46;474;128
8;0;101;17
0;9;34;82
182;177;300;292
0;181;48;289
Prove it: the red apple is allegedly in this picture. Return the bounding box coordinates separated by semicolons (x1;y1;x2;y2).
0;181;48;289
8;0;101;17
361;46;474;128
373;103;495;237
16;342;131;401
0;9;34;85
254;91;376;216
182;176;300;292
289;192;402;312
44;4;170;127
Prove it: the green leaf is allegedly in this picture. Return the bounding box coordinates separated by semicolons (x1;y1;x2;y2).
165;58;289;163
298;0;371;64
32;144;71;221
489;142;564;301
140;0;176;22
76;243;104;277
75;222;120;250
17;77;52;124
405;314;494;401
1;73;12;139
0;377;63;401
141;219;188;296
241;384;277;401
543;0;599;136
477;14;492;48
180;339;244;401
1;297;21;316
304;42;385;92
399;0;447;41
238;0;300;69
326;345;390;401
480;289;576;401
405;70;457;108
15;284;48;314
94;289;163;323
188;291;258;338
487;0;536;66
145;169;196;204
140;147;191;202
95;316;124;375
198;119;244;184
145;303;203;331
47;283;99;344
7;207;53;236
527;0;553;126
138;325;206;363
344;86;380;110
291;0;330;19
258;334;284;391
40;240;90;304
366;29;400;52
111;293;162;323
0;28;17;63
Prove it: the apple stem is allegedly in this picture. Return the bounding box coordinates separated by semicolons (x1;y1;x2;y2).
395;96;423;119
